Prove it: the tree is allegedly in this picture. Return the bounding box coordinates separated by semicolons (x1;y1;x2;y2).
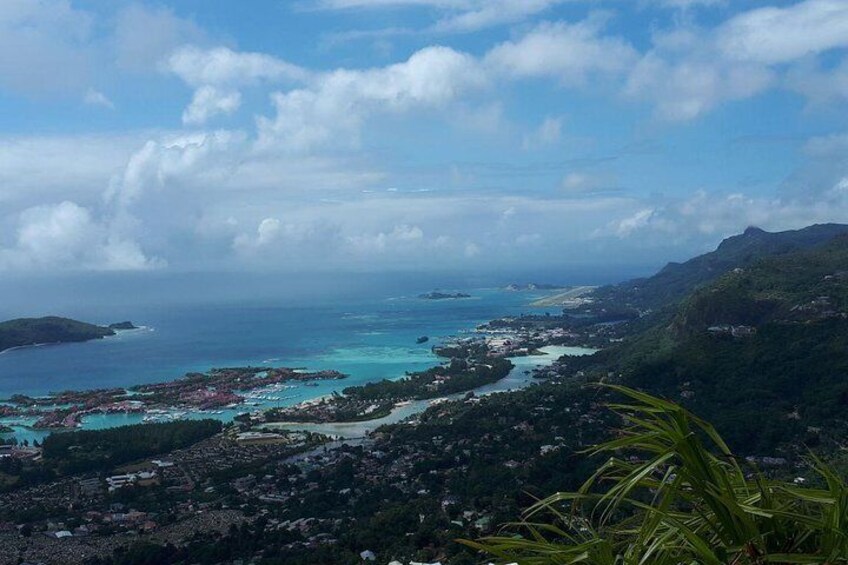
464;385;848;564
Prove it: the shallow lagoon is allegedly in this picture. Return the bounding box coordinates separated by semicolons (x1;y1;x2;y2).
1;288;572;443
262;344;598;439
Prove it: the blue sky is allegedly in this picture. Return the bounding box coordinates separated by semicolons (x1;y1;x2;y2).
1;0;848;277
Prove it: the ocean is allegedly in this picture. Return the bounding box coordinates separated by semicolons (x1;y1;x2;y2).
0;284;579;443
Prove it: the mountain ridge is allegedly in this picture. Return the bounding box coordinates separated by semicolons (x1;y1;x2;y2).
595;223;848;311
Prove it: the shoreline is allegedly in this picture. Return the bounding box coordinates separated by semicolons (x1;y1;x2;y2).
260;345;598;437
1;288;594;442
0;325;150;357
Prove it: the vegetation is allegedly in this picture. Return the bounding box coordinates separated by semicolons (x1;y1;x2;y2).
0;316;115;352
345;358;513;402
41;419;221;475
468;386;848;564
594;223;848;310
573;235;848;454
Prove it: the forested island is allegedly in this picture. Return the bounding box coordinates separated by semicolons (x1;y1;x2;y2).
418;291;471;300
0;317;137;353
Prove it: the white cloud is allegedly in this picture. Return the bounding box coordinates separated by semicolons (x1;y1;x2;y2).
600;185;848;246
346;224;425;253
107;130;245;209
0;201;161;271
233;217;283;251
313;0;578;34
625;28;774;121
485;18;638;84
165;45;307;88
84;88;114;109
166;45;308;125
432;0;567;33
258;45;486;150
0;134;144;208
182;86;242;125
627;54;773;121
717;0;848;65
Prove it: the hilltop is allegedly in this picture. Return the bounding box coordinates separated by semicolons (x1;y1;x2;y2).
0;317;117;353
594;223;848;311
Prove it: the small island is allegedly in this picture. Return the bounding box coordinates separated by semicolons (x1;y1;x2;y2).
108;321;138;330
418;291;471;300
504;282;564;291
416;335;429;344
0;316;135;353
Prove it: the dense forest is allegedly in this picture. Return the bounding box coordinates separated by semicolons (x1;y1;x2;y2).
42;419;222;475
0;420;221;495
0;316;115;353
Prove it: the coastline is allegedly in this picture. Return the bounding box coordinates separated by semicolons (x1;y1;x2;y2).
1;288;587;443
0;326;150;356
260;344;598;438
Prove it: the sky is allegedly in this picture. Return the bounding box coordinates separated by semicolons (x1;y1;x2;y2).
1;0;848;281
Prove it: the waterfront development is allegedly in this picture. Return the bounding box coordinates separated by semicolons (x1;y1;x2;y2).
0;284;611;564
0;286;590;445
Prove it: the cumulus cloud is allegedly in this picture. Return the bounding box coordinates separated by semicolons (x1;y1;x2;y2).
0;201;162;271
599;185;848;247
620;1;848;121
346;224;426;253
107;130;245;209
717;0;848;65
625;28;775;121
182;86;241;125
165;45;307;125
257;46;486;150
485;17;638;85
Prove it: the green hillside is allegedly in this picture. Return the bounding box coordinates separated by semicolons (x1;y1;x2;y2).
594;223;848;311
586;235;848;453
0;316;115;353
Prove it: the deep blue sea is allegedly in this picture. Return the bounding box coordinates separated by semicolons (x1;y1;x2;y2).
0;287;559;399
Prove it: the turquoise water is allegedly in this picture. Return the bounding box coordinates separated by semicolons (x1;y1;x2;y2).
263;344;597;439
1;287;564;443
